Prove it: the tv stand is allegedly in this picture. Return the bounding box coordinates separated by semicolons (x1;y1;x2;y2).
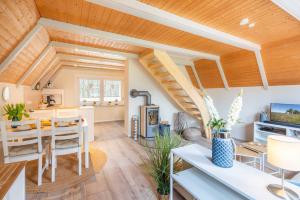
254;122;300;143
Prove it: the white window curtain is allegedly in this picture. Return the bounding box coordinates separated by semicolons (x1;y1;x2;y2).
79;79;100;103
104;80;122;102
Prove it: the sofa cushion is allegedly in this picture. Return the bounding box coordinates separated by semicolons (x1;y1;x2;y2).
290;172;300;187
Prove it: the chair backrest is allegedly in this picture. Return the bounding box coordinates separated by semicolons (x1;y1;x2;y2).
55;109;79;118
0;119;42;158
51;116;83;149
30;109;55;120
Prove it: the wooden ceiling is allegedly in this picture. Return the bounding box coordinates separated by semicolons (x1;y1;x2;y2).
35;0;241;55
0;0;300;89
140;0;300;45
194;59;224;88
46;27;147;54
0;0;40;63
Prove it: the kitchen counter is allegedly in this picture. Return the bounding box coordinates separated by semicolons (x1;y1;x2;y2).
0;162;26;200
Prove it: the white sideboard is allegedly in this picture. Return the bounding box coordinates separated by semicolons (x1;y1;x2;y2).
170;144;300;200
254;121;300;144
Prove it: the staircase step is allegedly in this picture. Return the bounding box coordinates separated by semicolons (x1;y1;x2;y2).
148;63;161;69
183;103;197;109
190;110;201;115
162;80;176;84
168;88;183;92
140;51;154;60
156;72;171;77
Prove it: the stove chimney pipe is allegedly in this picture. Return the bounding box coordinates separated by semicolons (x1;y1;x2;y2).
130;89;152;105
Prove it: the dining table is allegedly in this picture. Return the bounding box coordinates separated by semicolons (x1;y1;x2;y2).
4;120;90;169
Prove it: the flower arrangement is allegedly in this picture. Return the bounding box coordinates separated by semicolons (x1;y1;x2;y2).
205;90;243;135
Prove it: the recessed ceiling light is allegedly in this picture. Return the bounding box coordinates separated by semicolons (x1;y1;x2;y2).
240;18;249;26
248;23;256;28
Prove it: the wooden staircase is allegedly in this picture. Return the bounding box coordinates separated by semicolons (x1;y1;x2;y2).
139;49;211;138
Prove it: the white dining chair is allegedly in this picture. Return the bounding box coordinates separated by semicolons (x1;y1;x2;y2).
51;116;83;182
0;119;49;186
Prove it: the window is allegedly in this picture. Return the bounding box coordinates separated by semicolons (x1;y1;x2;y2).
104;80;122;102
79;79;100;103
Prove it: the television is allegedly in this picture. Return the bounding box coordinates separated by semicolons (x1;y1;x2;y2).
270;103;300;126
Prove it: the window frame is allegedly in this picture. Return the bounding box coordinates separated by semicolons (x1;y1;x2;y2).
103;79;122;103
77;76;124;106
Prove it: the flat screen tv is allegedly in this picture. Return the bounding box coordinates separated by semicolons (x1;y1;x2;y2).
270;103;300;126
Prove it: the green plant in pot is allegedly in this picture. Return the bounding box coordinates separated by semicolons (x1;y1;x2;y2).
146;133;182;200
2;104;29;128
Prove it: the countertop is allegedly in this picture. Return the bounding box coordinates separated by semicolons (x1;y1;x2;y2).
0;162;26;200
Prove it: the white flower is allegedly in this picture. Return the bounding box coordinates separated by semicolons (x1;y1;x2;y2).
204;94;220;120
225;89;243;131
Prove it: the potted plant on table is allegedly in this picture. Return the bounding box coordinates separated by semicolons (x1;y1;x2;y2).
146;133;182;200
205;90;243;168
2;104;29;128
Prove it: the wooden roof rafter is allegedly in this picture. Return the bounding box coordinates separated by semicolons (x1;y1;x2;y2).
60;61;125;71
38;18;220;61
56;53;126;67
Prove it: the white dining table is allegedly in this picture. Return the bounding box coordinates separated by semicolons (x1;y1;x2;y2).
4;121;90;169
38;121;90;168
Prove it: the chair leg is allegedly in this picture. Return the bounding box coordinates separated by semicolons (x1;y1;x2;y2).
78;148;82;176
38;155;43;186
51;152;56;182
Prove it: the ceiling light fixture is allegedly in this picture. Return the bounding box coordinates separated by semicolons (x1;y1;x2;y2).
248;23;256;28
240;18;249;26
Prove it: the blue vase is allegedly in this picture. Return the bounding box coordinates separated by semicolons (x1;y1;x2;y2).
212;137;234;168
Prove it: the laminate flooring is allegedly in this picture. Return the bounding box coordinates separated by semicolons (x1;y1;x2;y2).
27;121;185;200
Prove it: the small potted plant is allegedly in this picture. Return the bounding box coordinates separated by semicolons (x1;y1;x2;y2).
205;90;243;168
146;133;181;200
2;104;29;128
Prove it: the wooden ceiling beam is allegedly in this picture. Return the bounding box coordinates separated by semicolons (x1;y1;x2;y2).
50;41;134;59
87;0;261;51
56;53;125;66
39;18;220;60
31;56;60;88
271;0;300;21
17;45;53;86
216;59;229;90
0;24;43;75
60;61;125;70
254;51;269;89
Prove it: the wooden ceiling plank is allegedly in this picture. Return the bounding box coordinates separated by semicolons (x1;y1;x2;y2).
0;24;42;74
16;45;52;86
216;59;229;89
87;0;261;51
31;56;60;88
254;51;269;89
39;18;219;60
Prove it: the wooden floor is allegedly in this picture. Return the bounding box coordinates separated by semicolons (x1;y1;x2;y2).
27;121;185;200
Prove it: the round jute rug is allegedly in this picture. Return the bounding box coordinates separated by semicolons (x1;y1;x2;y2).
26;147;107;193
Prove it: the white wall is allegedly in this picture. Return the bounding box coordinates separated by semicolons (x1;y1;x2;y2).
52;67;126;122
207;85;300;141
0;83;24;106
128;59;180;135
